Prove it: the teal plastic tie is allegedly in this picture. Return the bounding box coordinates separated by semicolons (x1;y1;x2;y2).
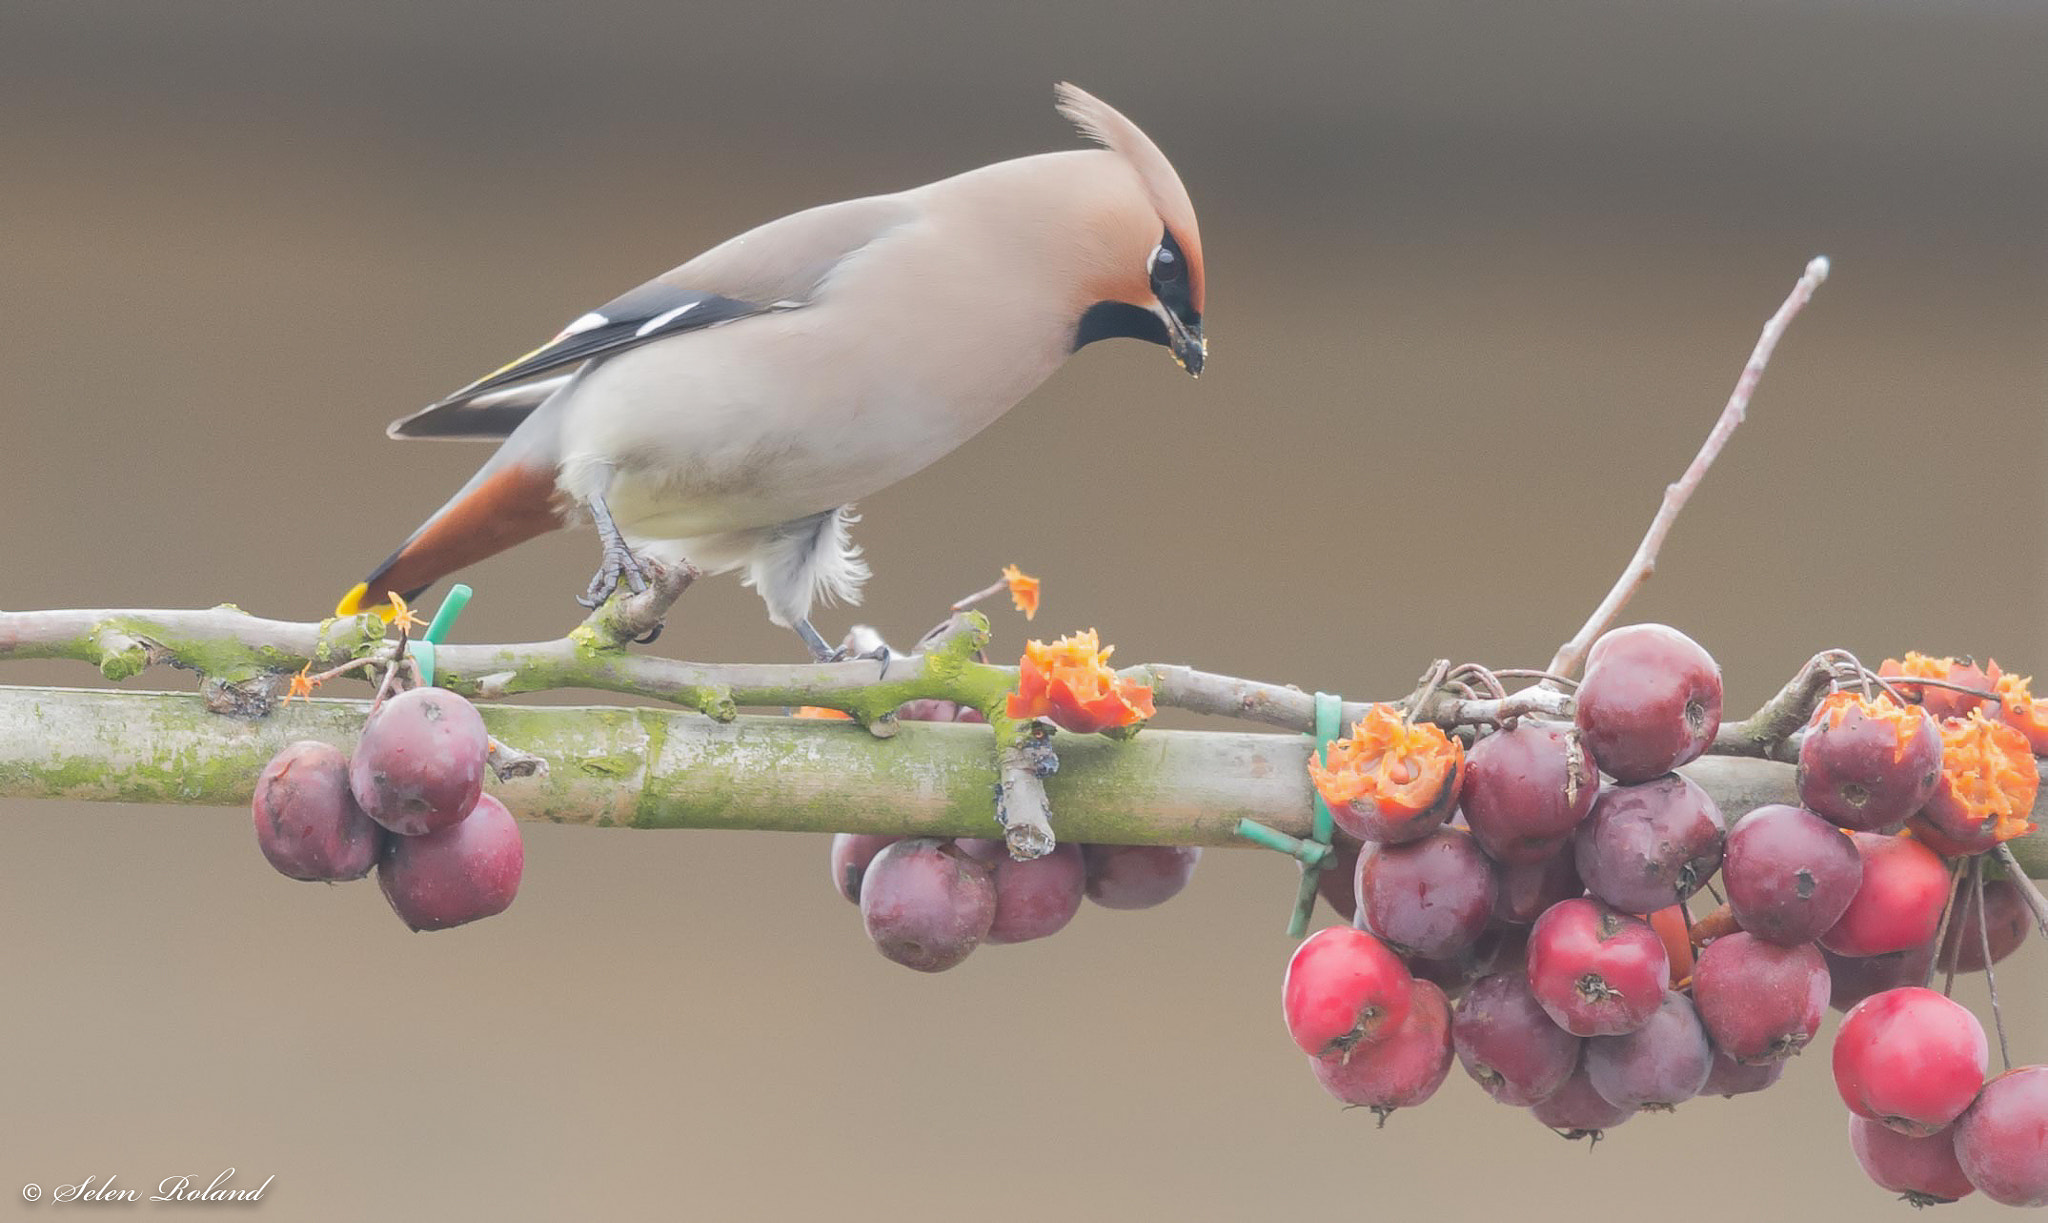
1286;692;1344;937
411;584;472;688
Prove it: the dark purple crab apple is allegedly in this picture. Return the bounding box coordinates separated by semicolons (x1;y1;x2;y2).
1691;932;1828;1064
1575;774;1725;915
1584;990;1713;1111
1848;1116;1976;1206
1573;623;1722;784
1936;878;2030;972
1494;847;1582;925
859;838;997;972
1453;972;1583;1107
1530;1064;1636;1140
252;740;385;881
1460;722;1599;864
829;834;901;905
1822;943;1935;1014
1721;803;1862;945
350;687;489;837
1356;829;1498;960
1702;1049;1784;1098
1080;844;1200;910
1951;1065;2048;1207
955;839;1086;944
377;793;525;931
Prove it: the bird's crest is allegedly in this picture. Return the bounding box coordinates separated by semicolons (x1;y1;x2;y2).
1054;82;1204;311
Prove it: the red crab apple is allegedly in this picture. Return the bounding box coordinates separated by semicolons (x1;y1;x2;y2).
350;687;489;837
1307;980;1454;1116
252;740;384;882
1525;898;1670;1037
1952;1065;2048;1207
1574;624;1722;783
1283;927;1414;1059
1819;832;1948;958
1833;987;1987;1136
377;793;524;931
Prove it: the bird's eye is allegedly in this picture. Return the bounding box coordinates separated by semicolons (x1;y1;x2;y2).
1151;246;1184;282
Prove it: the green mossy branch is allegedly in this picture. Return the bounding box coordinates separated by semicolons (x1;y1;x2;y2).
1;686;2040;879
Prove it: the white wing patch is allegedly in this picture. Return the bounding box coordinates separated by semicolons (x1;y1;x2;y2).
558;311;610;339
635;302;700;337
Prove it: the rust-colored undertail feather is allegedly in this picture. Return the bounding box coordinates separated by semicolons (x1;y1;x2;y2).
337;463;566;617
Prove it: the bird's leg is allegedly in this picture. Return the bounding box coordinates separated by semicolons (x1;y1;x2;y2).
794;619;837;664
577;489;649;609
794;619;894;677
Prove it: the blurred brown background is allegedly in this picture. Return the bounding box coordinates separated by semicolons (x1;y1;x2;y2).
2;2;2044;1219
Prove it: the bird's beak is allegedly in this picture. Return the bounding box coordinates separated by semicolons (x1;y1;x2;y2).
1161;309;1205;377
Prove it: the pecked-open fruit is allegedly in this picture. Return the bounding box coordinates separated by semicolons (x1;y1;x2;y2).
1307;704;1464;844
1911;711;2038;856
1795;692;1942;833
1879;653;1999;721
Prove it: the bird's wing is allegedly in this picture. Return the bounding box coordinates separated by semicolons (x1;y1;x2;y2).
387;194;920;441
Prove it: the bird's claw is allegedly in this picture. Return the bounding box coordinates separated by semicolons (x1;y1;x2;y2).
829;641;895;680
577;542;650;609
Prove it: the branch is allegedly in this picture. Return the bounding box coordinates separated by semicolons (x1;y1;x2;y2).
1549;256;1831;678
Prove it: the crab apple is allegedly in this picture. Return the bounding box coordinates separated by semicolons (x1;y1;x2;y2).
1952;1065;2048;1207
1307;980;1454;1116
1357;829;1498;960
376;793;524;931
1823;944;1934;1014
1574;623;1722;784
1495;848;1582;925
1283;926;1415;1059
1914;711;2040;856
955;839;1085;944
1584;990;1713;1110
1307;704;1464;844
1796;693;1942;833
1454;972;1582;1106
252;741;384;882
1703;1050;1784;1098
859;839;996;972
894;698;963;722
1575;774;1725;914
1315;837;1361;922
1880;653;1998;721
1081;844;1200;910
829;834;900;904
1848;1117;1976;1206
1526;898;1670;1037
1460;723;1599;864
1936;878;2030;972
1833;987;1987;1136
349;687;489;837
1722;804;1862;946
1691;933;1827;1064
1820;833;1949;958
1531;1064;1636;1139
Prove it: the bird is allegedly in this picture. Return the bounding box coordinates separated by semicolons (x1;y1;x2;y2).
335;83;1206;661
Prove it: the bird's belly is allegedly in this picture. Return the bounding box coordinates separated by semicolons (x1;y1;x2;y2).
561;331;1051;539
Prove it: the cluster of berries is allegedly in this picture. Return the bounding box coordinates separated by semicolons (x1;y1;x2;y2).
1283;624;2044;1208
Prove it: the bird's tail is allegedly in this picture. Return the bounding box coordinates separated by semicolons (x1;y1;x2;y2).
335;460;568;618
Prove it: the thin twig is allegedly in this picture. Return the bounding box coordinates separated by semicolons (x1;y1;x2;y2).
1972;858;2011;1071
1549;256;1831;678
1929;857;1966;995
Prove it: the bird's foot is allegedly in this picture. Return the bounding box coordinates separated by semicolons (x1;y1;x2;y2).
830;641;895;681
577;539;649;609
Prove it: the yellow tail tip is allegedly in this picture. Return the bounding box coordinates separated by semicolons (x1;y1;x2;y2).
335;583;398;622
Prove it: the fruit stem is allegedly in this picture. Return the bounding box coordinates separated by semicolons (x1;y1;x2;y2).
1972;857;2012;1071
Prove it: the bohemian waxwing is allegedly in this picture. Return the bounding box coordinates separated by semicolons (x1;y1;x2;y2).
336;83;1206;659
